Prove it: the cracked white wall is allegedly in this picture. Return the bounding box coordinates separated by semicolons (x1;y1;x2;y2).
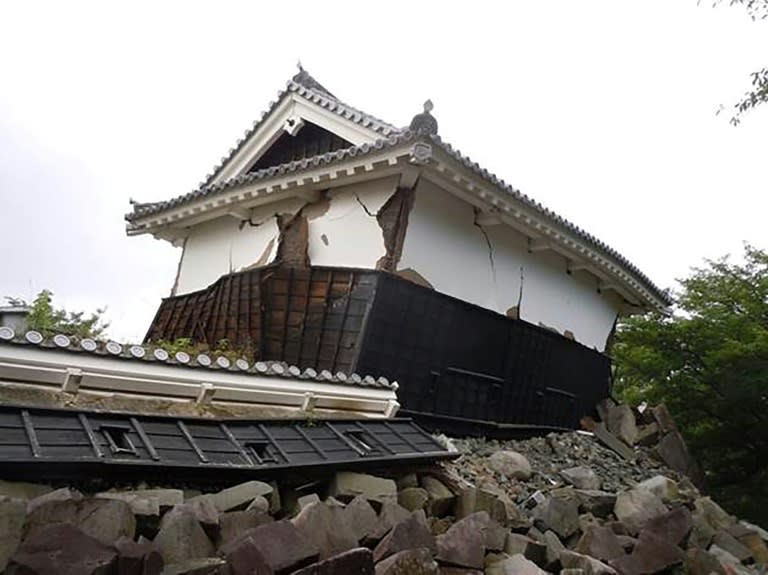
399;179;620;351
307;176;399;268
174;197;305;295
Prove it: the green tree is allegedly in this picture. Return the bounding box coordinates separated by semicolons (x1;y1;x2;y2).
715;0;768;124
613;245;768;519
8;290;109;339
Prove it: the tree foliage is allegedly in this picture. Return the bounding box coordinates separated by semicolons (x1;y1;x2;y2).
7;290;109;339
713;0;768;124
613;245;768;488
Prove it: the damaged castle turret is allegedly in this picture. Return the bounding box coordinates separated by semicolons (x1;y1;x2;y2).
125;68;670;432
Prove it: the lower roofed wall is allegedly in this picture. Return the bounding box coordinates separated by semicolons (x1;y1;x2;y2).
146;265;611;430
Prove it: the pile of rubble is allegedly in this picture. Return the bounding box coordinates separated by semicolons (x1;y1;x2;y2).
0;402;765;574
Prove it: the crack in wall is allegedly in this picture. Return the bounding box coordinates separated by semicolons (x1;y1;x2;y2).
354;194;377;218
473;209;497;288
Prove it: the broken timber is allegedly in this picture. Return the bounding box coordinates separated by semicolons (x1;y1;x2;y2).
0;404;456;483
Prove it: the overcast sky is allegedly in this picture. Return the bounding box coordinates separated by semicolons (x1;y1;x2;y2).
1;1;766;342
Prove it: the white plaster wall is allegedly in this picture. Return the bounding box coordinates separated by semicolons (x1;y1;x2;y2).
399;178;620;351
398;179;496;308
174;198;305;295
307;176;399;269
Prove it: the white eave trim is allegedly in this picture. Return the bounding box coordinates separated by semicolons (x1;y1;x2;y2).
127;144;415;236
211;93;384;187
0;346;399;417
424;149;668;311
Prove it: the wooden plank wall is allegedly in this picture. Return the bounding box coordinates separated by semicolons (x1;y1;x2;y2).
145;266;378;374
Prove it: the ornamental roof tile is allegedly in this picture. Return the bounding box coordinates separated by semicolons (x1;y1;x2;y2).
0;327;397;390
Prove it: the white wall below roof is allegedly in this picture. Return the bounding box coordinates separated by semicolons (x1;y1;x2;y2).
307;176;399;269
174;197;305;295
398;179;620;351
172;178;399;295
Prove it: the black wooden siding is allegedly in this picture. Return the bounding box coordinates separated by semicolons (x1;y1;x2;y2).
146;266;611;431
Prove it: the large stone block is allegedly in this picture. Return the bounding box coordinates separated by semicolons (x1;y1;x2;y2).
613;488;667;535
606;404;638;446
329;472;397;504
0;497;26;572
292;547;374;575
292;501;358;560
488;451;532;480
342;495;379;543
435;512;487;569
219;519;319;573
575;525;625;562
561;467;601;490
375;547;439;575
115;535;163;575
532;494;579;539
373;510;436;563
207;480;273;512
6;523;117;575
25;497;136;544
154;510;214;565
217;509;273;549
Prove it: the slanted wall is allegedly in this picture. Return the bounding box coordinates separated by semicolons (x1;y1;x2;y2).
398;179;621;351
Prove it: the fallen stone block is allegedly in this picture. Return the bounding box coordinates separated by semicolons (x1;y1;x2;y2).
0;480;53;501
712;530;753;563
486;553;548;575
651;404;677;433
560;550;617;575
292;501;358;560
609;531;683;575
292;547;374;575
375;547;438;575
208;480;273;512
613;487;667;535
656;430;695;476
709;545;754;575
694;497;736;532
575;525;625;562
593;423;635;460
342;495;379;543
0;497;25;572
561;466;601;490
219;519;319;573
488;451;532;480
635;475;679;502
640;505;692;546
455;487;528;529
6;523;117;575
96;491;160;517
161;557;227;575
503;534;547;566
421;476;455;517
163;497;220;530
733;528;768;563
685;547;727;575
330;472;397;504
373;510;436;562
398;487;429;512
635;422;660;446
606;404;638;446
115;535;163;575
532;494;579;539
25;487;83;514
246;494;270;514
154;509;214;565
25;497;136;544
435;512;487;569
573;490;616;518
368;499;412;542
217;509;273;549
298;493;321;510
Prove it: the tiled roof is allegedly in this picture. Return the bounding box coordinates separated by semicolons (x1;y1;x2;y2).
0;327;397;390
126;131;417;222
124;71;671;308
200;69;400;190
